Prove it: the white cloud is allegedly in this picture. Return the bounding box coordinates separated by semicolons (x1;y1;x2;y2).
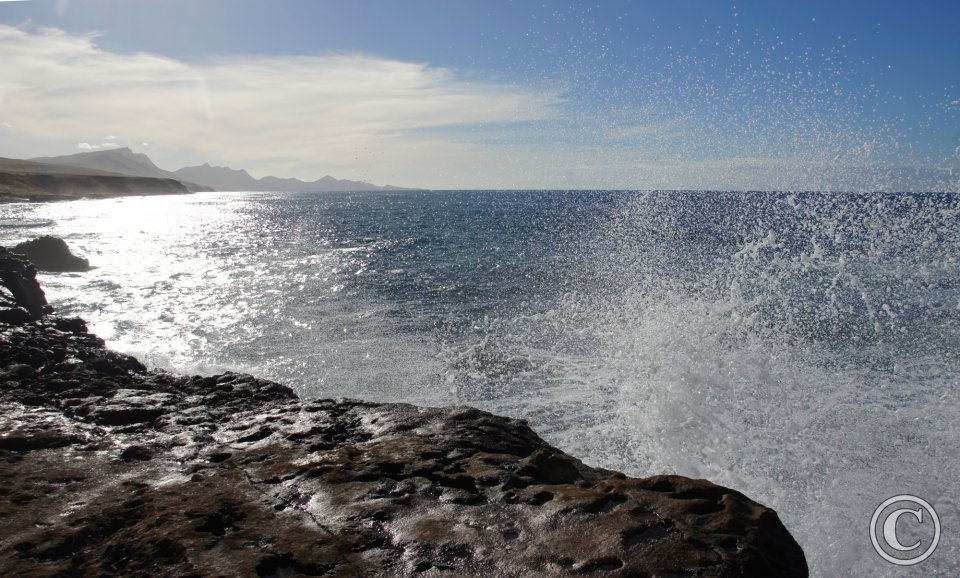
0;25;562;187
0;24;951;191
77;141;122;150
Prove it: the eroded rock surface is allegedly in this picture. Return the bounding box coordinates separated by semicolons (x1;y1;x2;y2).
0;252;807;577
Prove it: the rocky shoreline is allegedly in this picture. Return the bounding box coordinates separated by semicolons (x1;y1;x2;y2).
0;247;807;576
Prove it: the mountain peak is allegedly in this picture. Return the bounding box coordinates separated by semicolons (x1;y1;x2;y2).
172;163;260;190
29;147;169;180
78;146;136;158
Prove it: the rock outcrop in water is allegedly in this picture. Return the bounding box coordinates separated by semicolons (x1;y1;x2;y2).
11;236;91;272
0;252;808;577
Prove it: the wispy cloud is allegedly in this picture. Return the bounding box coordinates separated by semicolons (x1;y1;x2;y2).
0;25;562;186
0;24;953;190
78;141;122;151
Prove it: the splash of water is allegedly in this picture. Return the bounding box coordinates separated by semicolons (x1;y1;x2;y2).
556;191;959;574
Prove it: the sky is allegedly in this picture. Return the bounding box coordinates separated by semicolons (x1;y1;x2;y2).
0;0;958;190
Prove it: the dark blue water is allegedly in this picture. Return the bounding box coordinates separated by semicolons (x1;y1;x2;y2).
1;190;957;575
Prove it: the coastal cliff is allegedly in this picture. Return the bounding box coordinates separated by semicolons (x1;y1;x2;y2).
0;247;808;577
0;160;191;203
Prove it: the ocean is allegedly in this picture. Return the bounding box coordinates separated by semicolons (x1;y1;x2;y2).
2;190;957;575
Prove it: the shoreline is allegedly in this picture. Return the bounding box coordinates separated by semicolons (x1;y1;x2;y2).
0;247;808;576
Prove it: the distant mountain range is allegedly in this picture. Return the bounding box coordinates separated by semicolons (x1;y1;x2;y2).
171;162;406;193
29;148;406;193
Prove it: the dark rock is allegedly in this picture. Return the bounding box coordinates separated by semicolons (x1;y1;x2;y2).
0;301;808;576
0;431;82;451
87;353;147;375
120;445;155;461
0;363;34;379
54;317;88;335
0;248;47;319
0;306;32;325
11;236;90;272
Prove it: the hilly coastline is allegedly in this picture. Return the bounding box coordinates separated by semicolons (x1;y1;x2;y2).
30;149;204;189
0;148;406;203
0;157;191;203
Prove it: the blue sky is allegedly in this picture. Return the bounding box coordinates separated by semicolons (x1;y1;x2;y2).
0;0;957;190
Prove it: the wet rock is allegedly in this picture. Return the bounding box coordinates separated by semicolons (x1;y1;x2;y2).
0;247;47;319
120;444;155;461
0;430;82;451
54;317;89;335
0;306;33;325
0;266;808;576
11;236;91;272
89;406;166;426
